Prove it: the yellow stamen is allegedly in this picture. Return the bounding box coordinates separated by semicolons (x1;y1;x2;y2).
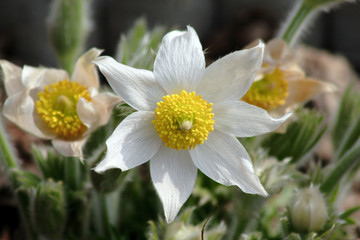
242;68;288;111
35;79;92;140
152;90;214;150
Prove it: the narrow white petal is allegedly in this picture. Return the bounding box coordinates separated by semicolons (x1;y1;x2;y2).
52;138;87;160
94;56;165;111
213;100;292;137
21;66;68;89
71;48;102;89
154;26;205;94
3;90;49;139
95;111;162;172
150;145;197;223
190;130;268;196
197;41;264;103
0;60;24;95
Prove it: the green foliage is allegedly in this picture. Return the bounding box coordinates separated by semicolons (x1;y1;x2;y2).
332;86;360;150
262;108;327;163
32;146;87;191
115;18;166;70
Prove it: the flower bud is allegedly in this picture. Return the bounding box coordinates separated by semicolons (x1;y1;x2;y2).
31;180;66;238
289;186;328;233
48;0;88;73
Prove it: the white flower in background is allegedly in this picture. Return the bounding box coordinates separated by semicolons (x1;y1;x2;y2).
1;48;121;159
94;26;291;223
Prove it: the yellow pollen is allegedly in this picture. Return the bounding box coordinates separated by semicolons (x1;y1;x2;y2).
242;67;288;111
35;79;92;140
152;90;215;150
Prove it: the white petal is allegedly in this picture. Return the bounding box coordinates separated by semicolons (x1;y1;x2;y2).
3;90;49;139
190;130;268;196
213;100;292;137
197;41;264;103
71;48;102;89
95;111;162;172
94;56;165;111
77;93;121;134
153;26;205;94
21;66;68;89
0;60;24;95
52;138;87;159
77;98;98;129
150;145;197;223
78;93;120;127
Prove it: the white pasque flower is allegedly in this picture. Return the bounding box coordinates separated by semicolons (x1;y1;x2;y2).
94;27;291;223
1;48;121;159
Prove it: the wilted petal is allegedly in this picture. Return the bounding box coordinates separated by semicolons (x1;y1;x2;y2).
197;41;264;103
3;90;49;139
0;60;24;95
213;100;292;137
94;56;165;111
190;130;268;196
95;111;162;172
150;145;197;223
154;26;205;94
72;48;102;89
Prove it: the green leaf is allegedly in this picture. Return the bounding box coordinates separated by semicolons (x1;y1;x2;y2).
115;18;165;70
32;146;65;182
339;206;360;220
332;86;360;149
10;169;42;189
320;138;360;194
262;108;326;163
32;146;86;191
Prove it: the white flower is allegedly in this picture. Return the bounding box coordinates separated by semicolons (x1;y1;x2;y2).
1;48;121;159
93;26;291;223
243;39;336;132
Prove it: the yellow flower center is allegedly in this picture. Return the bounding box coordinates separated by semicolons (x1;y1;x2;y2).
242;68;288;111
152;90;214;150
35;79;92;140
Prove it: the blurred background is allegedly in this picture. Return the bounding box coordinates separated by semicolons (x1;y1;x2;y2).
0;0;360;239
0;0;360;73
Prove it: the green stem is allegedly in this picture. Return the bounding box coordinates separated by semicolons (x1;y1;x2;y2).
0;117;18;170
320;138;360;194
281;2;312;45
65;157;81;191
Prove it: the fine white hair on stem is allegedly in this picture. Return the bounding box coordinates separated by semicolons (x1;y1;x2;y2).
277;0;356;48
276;0;319;48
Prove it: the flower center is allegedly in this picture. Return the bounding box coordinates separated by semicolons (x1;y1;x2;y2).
152;90;214;150
242;68;288;111
35;79;92;140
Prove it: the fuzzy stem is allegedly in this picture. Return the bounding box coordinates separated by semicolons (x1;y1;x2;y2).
0;117;18;170
281;2;312;46
320;138;360;194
